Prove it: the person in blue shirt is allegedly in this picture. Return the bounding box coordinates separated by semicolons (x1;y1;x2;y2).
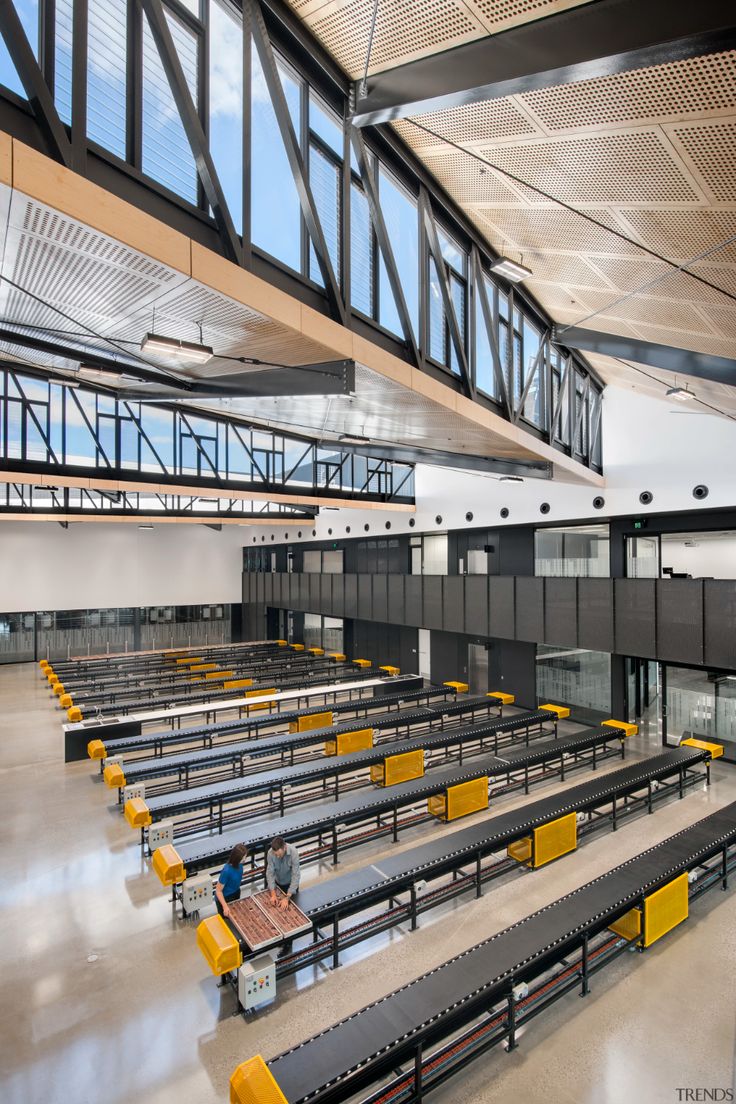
215;843;248;918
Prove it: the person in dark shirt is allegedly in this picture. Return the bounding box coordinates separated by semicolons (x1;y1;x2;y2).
215;842;248;918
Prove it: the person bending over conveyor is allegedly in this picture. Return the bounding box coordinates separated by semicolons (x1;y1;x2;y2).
215;843;248;919
266;836;301;909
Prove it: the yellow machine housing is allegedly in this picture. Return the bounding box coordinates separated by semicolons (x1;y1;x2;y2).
275;639;287;646
152;844;186;886
308;647;324;655
507;812;578;869
103;763;126;788
206;669;232;679
289;711;333;733
87;739;106;759
176;656;203;664
444;680;469;693
230;1056;287;1104
67;706;83;722
245;688;276;712
197;915;243;976
681;737;724;759
328;652;346;661
124;798;151;829
352;658;371;667
291;643;305;651
487;691;515;705
325;728;373;756
223;678;253;689
59;694;73;709
428;776;488;821
539;703;571;719
379;665;400;676
53;683;66;697
602;719;638;737
39;660;50;670
370;748;425;787
190;662;218;672
609;872;689;947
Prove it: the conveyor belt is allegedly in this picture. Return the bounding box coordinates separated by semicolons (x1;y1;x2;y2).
141;709;554;818
68;655;359;702
267;799;736;1103
76;663;381;717
172;725;627;872
98;685;456;759
50;641;278;676
295;746;708;918
121;698;517;787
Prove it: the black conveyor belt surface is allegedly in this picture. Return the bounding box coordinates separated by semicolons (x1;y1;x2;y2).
173;725;623;866
269;799;736;1103
295;746;707;916
101;685;454;757
127;705;549;787
142;710;551;816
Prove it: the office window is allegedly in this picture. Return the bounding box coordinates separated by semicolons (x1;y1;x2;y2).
536;645;611;716
535;525;610;577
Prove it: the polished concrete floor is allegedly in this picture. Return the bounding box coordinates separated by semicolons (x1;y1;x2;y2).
1;663;735;1104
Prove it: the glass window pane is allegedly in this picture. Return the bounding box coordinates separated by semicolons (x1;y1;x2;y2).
378;168;418;338
309;93;342;156
536;645;611;720
0;0;38;97
88;0;127;159
535;524;610;577
55;0;73;124
142;9;198;203
251;49;301;272
428;257;444;363
522;317;543;426
309;144;340;285
350;183;373;316
209;0;243;234
437;226;464;273
449;272;465;376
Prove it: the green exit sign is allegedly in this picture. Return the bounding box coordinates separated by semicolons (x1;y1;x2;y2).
633;519;647;530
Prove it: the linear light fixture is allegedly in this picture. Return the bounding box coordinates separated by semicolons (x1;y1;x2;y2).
489;256;533;283
666;386;695;402
141;333;213;364
338;433;370;444
138;524;154;530
499;475;524;483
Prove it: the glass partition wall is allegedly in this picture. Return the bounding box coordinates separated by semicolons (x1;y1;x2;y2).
535;524;610;577
536;644;611;724
664;665;736;763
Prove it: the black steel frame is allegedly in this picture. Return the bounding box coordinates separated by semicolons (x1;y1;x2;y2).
0;0;604;471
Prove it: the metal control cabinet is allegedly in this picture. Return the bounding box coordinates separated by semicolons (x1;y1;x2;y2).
239;954;276;1010
182;875;213;914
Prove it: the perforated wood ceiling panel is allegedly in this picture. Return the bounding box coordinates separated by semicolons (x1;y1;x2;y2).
289;0;592;77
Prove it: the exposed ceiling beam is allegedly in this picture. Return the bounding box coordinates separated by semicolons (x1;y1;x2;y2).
330;440;551;479
553;326;736;387
351;0;736;127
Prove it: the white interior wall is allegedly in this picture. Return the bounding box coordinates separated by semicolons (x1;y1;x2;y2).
0;522;247;612
244;386;736;545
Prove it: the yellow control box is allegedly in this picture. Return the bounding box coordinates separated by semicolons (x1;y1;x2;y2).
87;739;106;759
223;678;253;689
325;728;373;756
429;776;488;821
245;688;276;712
487;691;515;705
289;711;333;734
197;915;243;977
291;643;305;651
370;748;425;787
230;1056;287;1104
328;653;346;662
124;798;151;829
508;812;577;869
444;681;469;693
681;737;724;759
103;763;126;788
379;665;400;676
308;647;325;656
602;719;638;737
609;872;689;947
152;844;186;886
352;658;371;668
540;703;571;719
